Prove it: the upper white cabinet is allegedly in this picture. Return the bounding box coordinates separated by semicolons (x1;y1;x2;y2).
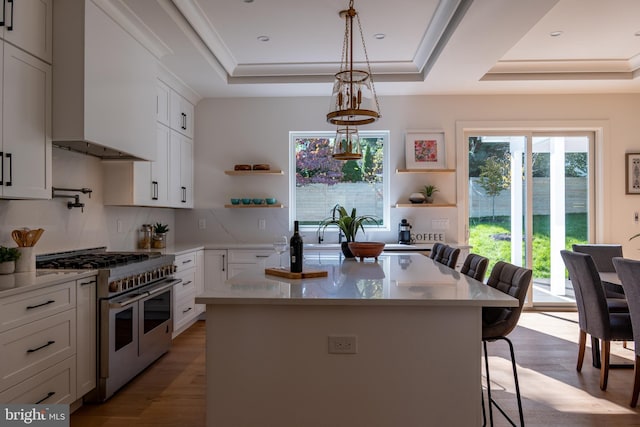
0;28;52;199
170;90;194;139
53;0;156;161
0;0;52;63
156;80;171;127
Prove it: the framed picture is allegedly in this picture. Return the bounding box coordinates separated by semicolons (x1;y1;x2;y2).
405;130;446;169
626;153;640;194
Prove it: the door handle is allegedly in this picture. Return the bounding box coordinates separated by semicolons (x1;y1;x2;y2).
27;340;55;354
0;151;3;185
35;392;55;405
181;186;186;203
5;153;11;186
26;300;55;310
152;181;158;200
7;0;12;31
0;0;5;26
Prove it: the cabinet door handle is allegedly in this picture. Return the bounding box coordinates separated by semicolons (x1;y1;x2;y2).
152;181;158;200
80;279;97;286
182;307;192;314
6;0;12;31
27;340;55;354
256;255;270;258
5;153;11;186
0;151;3;185
0;0;5;26
181;112;187;130
182;280;192;286
222;254;225;272
181;186;186;203
26;300;55;310
182;259;192;265
35;392;55;405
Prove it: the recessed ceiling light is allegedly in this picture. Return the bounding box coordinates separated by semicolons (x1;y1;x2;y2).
635;30;640;36
243;0;254;3
549;31;563;37
374;33;385;40
257;35;270;42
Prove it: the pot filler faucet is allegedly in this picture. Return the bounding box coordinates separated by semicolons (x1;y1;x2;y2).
52;187;93;212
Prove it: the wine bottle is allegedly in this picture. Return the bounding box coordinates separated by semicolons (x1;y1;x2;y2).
290;221;303;273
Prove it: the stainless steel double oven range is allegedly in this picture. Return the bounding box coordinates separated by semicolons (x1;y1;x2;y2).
37;247;179;401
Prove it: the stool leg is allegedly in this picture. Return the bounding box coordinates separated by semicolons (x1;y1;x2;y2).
483;340;494;426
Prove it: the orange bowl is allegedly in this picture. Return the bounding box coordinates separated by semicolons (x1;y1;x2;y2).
347;242;386;261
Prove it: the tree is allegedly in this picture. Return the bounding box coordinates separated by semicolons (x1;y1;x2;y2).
341;160;363;182
295;138;343;186
362;144;375;182
478;155;510;220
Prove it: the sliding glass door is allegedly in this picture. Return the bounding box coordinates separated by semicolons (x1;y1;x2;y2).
467;132;593;306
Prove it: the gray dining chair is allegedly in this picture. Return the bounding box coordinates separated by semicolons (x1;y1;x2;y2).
572;244;625;298
612;257;640;407
560;250;633;391
482;261;532;427
429;242;444;260
433;244;460;269
460;253;489;282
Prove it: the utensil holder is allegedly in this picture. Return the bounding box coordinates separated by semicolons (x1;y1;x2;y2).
15;247;35;272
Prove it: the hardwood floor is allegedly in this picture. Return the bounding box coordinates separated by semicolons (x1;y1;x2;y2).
71;314;640;426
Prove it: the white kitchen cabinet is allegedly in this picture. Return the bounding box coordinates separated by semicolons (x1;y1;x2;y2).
173;249;203;337
0;0;52;63
53;0;156;161
227;249;277;278
75;276;96;398
0;42;51;199
156;79;171;127
204;250;227;292
103;123;171;207
169;130;193;208
195;250;205;312
170;90;194;139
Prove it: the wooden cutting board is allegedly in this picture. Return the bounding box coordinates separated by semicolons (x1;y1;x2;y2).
264;268;328;279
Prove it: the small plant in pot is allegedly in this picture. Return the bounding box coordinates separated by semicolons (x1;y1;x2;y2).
421;184;439;204
317;204;381;258
0;246;21;274
152;223;170;249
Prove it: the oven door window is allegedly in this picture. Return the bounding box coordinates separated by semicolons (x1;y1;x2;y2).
115;307;134;351
143;289;171;334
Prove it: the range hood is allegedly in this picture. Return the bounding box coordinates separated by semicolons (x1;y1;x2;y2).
53;140;146;161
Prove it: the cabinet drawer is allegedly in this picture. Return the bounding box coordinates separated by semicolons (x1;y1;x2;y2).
0;282;75;333
174;296;197;332
174;269;196;300
0;310;76;392
175;252;197;272
0;356;76;404
228;250;274;264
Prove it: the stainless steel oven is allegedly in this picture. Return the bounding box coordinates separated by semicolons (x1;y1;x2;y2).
36;247;179;402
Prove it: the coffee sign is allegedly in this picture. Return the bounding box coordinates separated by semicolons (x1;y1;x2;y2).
411;232;445;243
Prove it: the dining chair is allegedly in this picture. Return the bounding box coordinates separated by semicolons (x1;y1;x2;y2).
612;257;640;407
429;242;444;260
433;244;460;269
572;244;625;298
460;253;489;282
560;250;633;391
482;261;532;427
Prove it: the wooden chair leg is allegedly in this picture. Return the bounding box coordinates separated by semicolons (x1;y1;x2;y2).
631;355;640;408
577;330;586;372
623;341;628;349
600;340;610;390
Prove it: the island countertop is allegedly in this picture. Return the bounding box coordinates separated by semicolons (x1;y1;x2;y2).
196;252;517;307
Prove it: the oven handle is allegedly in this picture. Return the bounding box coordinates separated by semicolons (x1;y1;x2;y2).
109;293;148;309
147;278;181;295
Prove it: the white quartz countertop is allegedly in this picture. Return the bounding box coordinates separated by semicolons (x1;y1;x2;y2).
196;253;516;307
0;270;98;298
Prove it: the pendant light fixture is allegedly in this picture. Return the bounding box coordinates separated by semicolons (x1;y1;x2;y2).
332;127;362;160
327;0;380;127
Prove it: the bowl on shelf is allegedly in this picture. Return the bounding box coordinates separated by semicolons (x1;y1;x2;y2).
252;198;265;205
230;198;240;205
265;198;277;205
252;164;270;171
234;164;252;171
347;242;386;261
241;198;252;205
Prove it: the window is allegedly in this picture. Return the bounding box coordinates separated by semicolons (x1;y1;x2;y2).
289;130;390;234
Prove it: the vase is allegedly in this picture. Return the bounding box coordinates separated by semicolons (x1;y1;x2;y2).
152;232;167;249
425;196;434;204
0;261;15;274
341;242;355;258
409;192;425;204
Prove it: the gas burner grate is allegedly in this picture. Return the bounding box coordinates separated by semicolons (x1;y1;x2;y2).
36;252;150;269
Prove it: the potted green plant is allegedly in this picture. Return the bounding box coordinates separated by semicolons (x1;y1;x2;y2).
421;184;439;204
152;223;170;249
317;204;381;258
0;246;21;274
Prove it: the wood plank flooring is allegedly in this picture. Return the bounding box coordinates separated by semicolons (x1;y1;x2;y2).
71;313;640;426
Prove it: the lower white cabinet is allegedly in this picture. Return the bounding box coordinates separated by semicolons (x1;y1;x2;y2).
227;249;277;278
76;277;96;398
172;249;204;337
204;250;227;292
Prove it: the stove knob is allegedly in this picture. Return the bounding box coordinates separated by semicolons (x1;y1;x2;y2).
138;274;145;286
109;281;120;292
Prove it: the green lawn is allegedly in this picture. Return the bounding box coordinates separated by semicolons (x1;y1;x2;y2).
469;213;588;278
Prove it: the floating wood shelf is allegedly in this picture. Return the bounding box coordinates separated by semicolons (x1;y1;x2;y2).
394;203;456;208
225;204;285;209
395;168;455;174
224;170;283;176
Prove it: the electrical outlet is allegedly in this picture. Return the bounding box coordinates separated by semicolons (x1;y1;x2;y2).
258;219;266;230
635;212;639;224
198;218;206;229
116;219;123;233
328;335;357;354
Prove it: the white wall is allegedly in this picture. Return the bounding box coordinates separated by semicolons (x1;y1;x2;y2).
0;148;174;254
177;93;640;257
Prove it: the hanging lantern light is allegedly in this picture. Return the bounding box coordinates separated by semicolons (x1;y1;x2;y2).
327;0;381;127
332;127;362;160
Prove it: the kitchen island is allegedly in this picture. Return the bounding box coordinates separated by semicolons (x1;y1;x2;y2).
196;253;517;427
